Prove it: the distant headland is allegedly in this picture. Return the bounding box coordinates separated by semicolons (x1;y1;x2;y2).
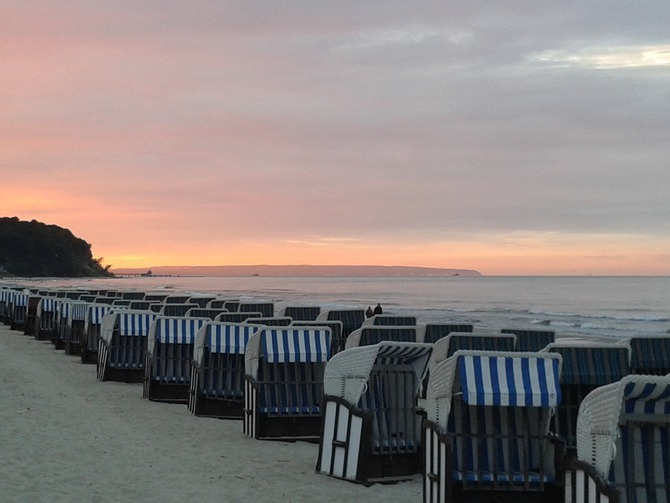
112;264;482;277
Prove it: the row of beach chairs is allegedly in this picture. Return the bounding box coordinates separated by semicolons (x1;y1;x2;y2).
2;285;670;502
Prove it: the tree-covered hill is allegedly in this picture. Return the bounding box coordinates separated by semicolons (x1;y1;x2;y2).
0;217;113;277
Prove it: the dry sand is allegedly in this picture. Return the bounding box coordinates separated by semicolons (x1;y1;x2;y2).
0;324;421;502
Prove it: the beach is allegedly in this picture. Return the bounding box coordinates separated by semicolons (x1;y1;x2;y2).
0;324;421;503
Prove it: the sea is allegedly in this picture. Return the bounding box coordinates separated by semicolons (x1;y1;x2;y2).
5;275;670;342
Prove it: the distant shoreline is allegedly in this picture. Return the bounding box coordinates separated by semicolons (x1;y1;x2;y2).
110;264;483;278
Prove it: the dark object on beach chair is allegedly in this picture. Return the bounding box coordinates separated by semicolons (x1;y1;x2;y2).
244;326;332;441
159;303;200;317
423;350;564;503
564;374;670;503
544;342;631;453
502;327;555;352
188;322;260;418
97;310;158;383
629;335;670;375
317;342;432;484
143;316;209;402
185;308;227;320
214;311;263;323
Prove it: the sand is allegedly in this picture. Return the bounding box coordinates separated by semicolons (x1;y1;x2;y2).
0;324;421;502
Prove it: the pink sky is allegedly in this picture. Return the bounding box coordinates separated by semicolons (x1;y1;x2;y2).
2;2;670;275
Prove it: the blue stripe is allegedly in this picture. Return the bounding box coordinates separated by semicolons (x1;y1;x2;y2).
521;358;532;406
505;358;517;406
489;357;501;406
537;358;548;406
472;356;484;405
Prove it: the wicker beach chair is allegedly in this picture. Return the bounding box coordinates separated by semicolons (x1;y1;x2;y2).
34;296;57;340
188;296;217;308
9;291;28;331
423;350;564;503
188;322;260;418
81;304;113;364
23;294;41;336
52;299;71;349
97;310;158;383
316;309;366;343
419;323;475;344
628;335;670;375
278;306;321;321
143;316;209;402
543;342;631;453
0;288;12;325
345;326;420;349
244;326;332;441
63;301;89;355
564;374;670;503
316;342;433;484
363;315;418;326
502;327;556;352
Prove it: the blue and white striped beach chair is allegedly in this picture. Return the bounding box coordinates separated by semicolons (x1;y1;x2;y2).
52;299;70;349
291;320;344;356
244;327;332;441
143;316;209;402
35;296;57;340
564;374;670;503
81;304;112;364
97;310;158;382
188;322;259;418
317;342;433;484
9;291;28;331
544;342;631;453
423;350;564;503
64;301;89;355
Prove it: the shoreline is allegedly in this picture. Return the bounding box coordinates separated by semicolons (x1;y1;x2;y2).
0;324;421;502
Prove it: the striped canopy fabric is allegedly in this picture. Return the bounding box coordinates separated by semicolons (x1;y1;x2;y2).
261;328;331;363
88;305;111;324
458;353;562;407
70;302;89;321
623;379;670;415
118;312;157;336
207;323;257;354
155;317;208;344
376;343;432;365
41;298;56;313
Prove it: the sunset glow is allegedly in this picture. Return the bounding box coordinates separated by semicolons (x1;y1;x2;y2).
2;2;669;276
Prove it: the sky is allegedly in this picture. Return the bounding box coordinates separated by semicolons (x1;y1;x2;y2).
2;1;670;275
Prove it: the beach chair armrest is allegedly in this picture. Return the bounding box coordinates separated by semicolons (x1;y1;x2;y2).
564;458;620;503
